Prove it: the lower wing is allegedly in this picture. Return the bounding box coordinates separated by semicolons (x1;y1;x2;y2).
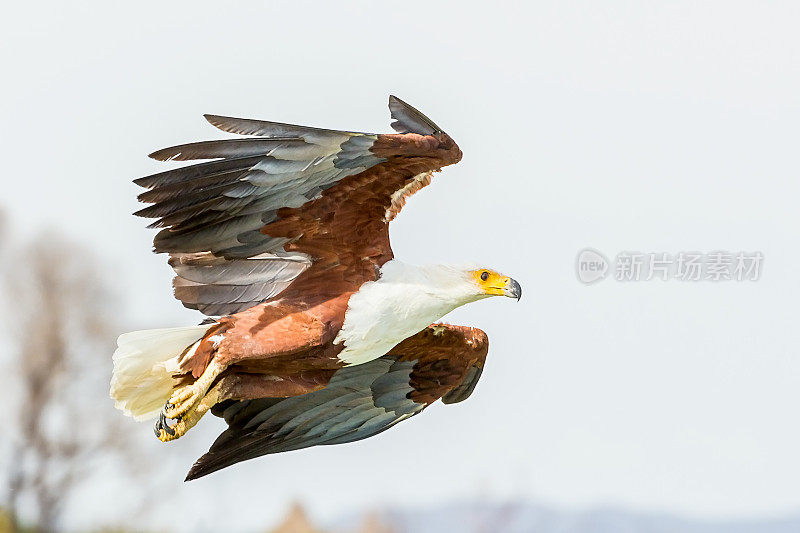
185;323;488;480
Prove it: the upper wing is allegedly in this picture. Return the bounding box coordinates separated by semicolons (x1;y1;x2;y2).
185;323;488;480
135;96;462;315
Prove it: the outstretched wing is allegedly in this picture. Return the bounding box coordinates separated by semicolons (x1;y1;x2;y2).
135;96;462;315
185;324;488;480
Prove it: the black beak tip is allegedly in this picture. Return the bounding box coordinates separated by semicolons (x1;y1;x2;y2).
509;278;522;301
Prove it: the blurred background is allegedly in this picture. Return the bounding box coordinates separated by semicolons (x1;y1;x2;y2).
1;1;799;531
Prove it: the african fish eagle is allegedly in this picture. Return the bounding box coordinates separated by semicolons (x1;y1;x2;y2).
110;96;521;480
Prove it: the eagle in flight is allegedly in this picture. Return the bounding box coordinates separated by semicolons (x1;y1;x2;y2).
111;96;521;480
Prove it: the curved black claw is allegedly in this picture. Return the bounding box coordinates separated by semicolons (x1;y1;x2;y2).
154;411;176;438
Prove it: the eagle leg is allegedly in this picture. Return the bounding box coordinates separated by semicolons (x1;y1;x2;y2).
155;378;225;442
156;359;226;435
154;366;334;442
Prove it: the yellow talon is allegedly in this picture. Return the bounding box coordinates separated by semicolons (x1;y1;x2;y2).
162;359;225;420
154;381;222;443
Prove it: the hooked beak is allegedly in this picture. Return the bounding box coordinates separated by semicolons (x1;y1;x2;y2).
503;278;522;301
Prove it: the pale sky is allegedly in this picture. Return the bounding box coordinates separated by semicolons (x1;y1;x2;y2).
2;1;800;531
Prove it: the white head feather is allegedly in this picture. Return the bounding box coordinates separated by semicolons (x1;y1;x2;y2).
334;260;503;365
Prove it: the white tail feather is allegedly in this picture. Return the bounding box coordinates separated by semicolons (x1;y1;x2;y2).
110;325;213;421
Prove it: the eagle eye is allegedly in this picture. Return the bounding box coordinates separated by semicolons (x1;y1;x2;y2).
480;271;489;281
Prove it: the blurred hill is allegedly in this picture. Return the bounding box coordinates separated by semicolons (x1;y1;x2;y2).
331;501;800;533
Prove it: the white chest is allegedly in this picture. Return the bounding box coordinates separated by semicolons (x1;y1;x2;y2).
333;261;474;365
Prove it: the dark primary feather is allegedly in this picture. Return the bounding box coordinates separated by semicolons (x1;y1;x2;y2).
388;95;443;135
203;114;365;139
137;169;248;204
148;138;305;162
133;155;266;189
